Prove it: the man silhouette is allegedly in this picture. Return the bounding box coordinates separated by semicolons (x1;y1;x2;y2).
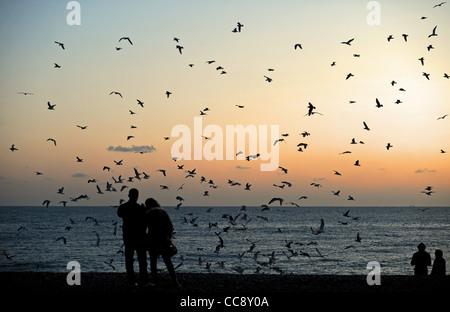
117;188;150;287
410;242;431;276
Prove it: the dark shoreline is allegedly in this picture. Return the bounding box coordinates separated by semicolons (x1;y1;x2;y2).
1;272;448;293
2;272;448;309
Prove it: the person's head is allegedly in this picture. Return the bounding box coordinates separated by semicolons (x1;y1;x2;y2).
145;198;161;209
417;242;426;251
128;188;139;201
435;249;443;259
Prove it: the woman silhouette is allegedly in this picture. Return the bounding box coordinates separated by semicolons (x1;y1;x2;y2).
144;198;181;288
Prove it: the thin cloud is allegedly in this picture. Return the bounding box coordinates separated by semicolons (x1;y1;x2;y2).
414;168;436;174
107;145;156;153
72;173;89;178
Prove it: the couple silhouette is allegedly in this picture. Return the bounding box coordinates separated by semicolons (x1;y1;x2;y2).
117;188;181;289
411;242;446;276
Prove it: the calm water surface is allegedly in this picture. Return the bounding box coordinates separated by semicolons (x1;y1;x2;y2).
0;206;448;275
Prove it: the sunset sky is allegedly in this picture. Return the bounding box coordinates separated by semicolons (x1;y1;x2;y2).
0;0;449;207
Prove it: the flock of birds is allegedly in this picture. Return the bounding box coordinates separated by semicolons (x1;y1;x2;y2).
4;4;449;274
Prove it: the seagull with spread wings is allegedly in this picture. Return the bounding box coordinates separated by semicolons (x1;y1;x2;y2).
119;37;133;45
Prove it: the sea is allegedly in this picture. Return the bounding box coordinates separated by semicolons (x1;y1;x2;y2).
0;206;448;275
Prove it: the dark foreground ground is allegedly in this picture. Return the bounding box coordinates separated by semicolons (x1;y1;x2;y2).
1;272;448;308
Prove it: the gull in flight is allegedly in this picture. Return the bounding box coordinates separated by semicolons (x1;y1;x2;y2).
47;102;56;110
55;237;67;244
110;91;123;98
375;98;383;108
119;37;133;45
428;26;438;38
268;197;284;206
54;41;65;49
363;121;370;131
341;38;354;46
10;144;18;152
310;218;324;235
437;114;448;120
47;138;57;146
17;92;34;95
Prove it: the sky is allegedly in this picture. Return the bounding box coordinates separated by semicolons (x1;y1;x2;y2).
0;0;449;207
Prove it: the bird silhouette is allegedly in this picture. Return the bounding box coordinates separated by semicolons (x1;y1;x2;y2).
119;37;133;45
428;26;438;38
363;121;370;131
54;41;65;49
55;236;67;244
375;98;383;108
176;45;184;54
341;38;354;46
310;218;324;235
418;57;425;66
294;43;302;50
268;197;284;206
110;91;122;98
433;2;446;8
386;143;393;150
47;102;56;110
47;138;57;146
10;144;18;152
423;72;430;80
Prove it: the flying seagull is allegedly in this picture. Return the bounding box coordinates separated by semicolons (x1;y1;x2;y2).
47;102;56;110
310;218;324;235
341;38;354;46
375;98;383;108
268;197;284;206
176;45;184;54
433;2;446;8
110;91;123;98
119;37;133;45
47;138;57;146
294;43;302;50
363;121;370;131
17;92;34;95
428;26;438;38
10;144;18;152
54;41;65;49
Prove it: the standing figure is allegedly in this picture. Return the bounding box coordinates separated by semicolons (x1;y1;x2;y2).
117;188;149;287
410;242;431;276
144;198;181;288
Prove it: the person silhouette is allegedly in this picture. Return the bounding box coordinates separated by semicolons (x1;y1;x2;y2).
431;249;446;275
144;198;181;288
410;242;431;276
117;188;150;287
